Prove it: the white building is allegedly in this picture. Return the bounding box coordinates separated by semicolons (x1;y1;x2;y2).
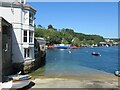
0;0;36;67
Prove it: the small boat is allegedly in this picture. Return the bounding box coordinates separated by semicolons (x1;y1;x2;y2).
8;74;32;88
92;52;101;56
48;45;54;49
114;71;120;77
71;46;78;49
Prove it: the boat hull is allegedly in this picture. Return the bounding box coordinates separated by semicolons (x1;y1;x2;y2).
12;79;31;88
91;52;101;56
56;46;68;49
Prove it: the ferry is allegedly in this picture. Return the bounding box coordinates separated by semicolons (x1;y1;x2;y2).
55;44;69;49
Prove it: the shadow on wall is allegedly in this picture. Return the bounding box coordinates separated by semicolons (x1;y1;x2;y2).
0;17;14;82
11;26;24;74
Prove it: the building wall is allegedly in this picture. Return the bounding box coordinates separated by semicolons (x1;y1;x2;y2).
0;6;35;64
0;7;24;64
0;3;36;73
0;7;22;24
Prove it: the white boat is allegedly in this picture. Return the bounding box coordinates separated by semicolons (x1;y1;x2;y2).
8;74;32;88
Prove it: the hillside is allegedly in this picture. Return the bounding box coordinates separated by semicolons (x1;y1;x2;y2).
35;26;105;46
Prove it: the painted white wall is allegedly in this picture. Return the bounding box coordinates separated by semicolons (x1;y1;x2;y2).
0;7;21;23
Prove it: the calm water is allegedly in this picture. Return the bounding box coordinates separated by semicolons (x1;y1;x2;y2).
32;46;118;78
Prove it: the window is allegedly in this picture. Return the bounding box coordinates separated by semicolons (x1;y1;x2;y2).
23;30;27;42
29;31;33;43
29;13;34;26
24;48;30;59
23;30;34;43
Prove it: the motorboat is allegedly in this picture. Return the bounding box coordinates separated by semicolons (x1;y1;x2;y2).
8;74;32;89
92;52;101;56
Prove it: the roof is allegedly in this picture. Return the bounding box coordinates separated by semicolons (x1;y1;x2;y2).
24;4;36;12
0;1;36;12
35;37;46;45
0;17;11;26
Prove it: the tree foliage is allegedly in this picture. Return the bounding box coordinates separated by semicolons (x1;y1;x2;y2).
35;25;105;46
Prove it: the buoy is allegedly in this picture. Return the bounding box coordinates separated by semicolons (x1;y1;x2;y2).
114;71;120;77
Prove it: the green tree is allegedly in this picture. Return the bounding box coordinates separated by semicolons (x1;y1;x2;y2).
71;37;81;46
37;24;42;28
35;26;105;46
48;24;53;29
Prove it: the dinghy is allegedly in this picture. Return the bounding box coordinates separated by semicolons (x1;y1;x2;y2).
8;74;32;88
92;52;101;56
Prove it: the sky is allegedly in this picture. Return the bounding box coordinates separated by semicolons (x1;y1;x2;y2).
29;2;118;38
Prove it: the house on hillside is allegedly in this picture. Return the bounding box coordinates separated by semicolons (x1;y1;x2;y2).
0;0;36;73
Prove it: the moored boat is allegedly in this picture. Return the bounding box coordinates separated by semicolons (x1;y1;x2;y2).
71;45;79;49
8;74;32;88
48;45;54;49
91;52;101;56
55;44;69;49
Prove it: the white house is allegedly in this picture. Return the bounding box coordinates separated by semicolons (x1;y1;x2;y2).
0;0;36;68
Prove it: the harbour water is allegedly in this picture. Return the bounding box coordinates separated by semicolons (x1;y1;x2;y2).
32;46;118;78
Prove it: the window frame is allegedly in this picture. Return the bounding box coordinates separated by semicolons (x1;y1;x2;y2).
29;12;34;26
24;48;31;59
29;31;33;43
23;30;27;42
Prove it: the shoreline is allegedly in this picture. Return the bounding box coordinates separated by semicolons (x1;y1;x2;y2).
31;77;118;88
29;60;119;88
30;65;118;80
30;71;118;88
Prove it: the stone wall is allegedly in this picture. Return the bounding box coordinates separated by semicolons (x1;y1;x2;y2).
31;38;46;71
